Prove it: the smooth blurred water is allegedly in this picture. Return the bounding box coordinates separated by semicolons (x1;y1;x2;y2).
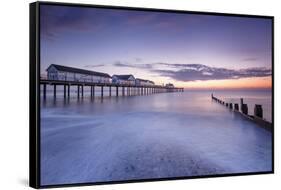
40;89;272;186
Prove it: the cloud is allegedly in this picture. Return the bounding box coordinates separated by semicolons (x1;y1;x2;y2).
113;61;153;69
110;60;271;82
84;64;105;68
152;63;271;81
125;13;158;26
40;5;105;39
135;58;143;62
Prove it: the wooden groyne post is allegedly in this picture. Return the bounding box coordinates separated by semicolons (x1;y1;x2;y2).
234;103;239;111
211;94;271;131
254;105;263;118
241;104;248;115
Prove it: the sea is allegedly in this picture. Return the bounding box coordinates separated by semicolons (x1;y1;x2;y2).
40;88;273;185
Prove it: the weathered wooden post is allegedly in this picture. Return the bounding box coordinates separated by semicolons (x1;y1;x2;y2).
229;103;233;109
81;85;84;97
109;86;111;96
122;86;125;96
116;86;119;96
240;98;244;112
93;85;95;97
234;103;239;111
241;104;248;115
254;104;263;118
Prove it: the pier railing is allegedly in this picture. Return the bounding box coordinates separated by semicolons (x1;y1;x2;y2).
211;93;272;131
40;79;184;99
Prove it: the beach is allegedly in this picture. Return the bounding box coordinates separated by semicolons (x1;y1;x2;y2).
40;90;272;185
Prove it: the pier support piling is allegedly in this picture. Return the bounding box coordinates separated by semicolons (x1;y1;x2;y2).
101;86;103;97
77;85;80;98
64;85;66;98
53;84;56;98
43;84;46;99
67;84;70;98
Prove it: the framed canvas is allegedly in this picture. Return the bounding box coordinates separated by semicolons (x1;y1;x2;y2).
29;1;274;188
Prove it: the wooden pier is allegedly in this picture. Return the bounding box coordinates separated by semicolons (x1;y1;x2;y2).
40;79;184;99
211;94;272;131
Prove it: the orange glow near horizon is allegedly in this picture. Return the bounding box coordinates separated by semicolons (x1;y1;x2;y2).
172;76;272;89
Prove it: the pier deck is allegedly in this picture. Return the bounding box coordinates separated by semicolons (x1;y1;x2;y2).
40;79;184;99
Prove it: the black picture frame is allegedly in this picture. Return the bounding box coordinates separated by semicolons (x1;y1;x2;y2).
29;1;274;189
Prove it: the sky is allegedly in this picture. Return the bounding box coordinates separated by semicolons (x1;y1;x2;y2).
40;4;272;89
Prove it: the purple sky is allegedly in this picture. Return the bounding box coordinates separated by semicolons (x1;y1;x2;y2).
40;4;272;86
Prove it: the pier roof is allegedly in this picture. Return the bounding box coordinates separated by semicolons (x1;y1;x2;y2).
47;64;111;78
136;78;155;84
136;78;148;82
113;75;135;80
